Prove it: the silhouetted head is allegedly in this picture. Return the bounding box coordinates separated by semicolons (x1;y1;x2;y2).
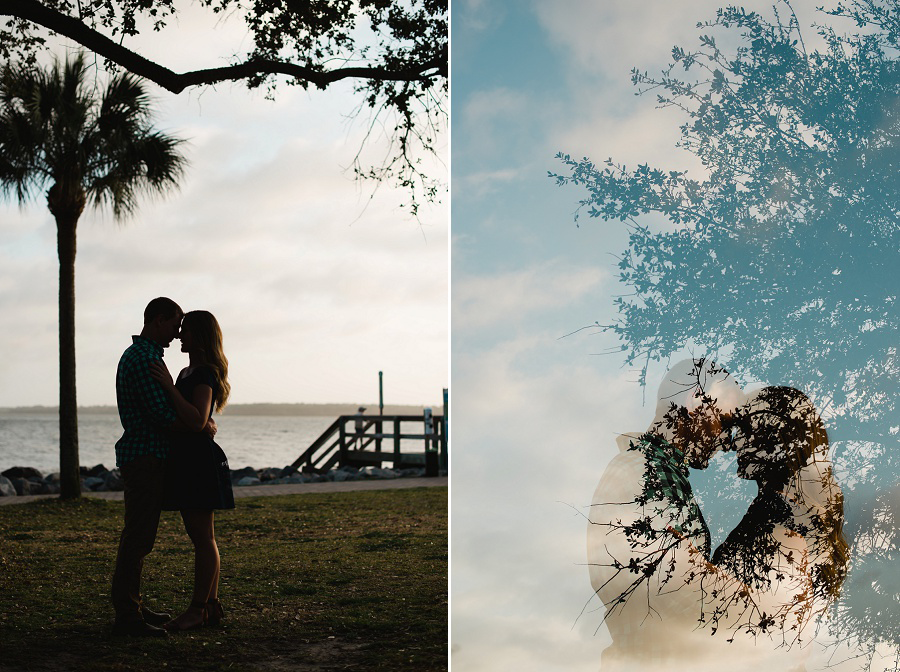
652;357;744;468
141;297;183;347
180;310;231;411
734;386;827;486
734;386;849;601
144;296;181;324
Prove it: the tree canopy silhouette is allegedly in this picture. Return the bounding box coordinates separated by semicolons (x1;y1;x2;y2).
1;0;448;212
0;53;187;499
555;1;899;665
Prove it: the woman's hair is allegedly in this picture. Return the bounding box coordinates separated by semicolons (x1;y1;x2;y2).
739;386;849;601
739;386;826;481
181;310;230;412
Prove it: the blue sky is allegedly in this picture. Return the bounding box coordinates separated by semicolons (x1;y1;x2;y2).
450;1;847;670
0;7;448;408
452;2;685;668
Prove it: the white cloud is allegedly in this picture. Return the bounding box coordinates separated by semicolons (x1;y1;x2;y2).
451;333;648;671
459;87;535;158
454;0;510;35
453;167;522;200
452;260;608;333
533;0;728;80
463;87;529;125
551;101;706;178
533;0;827;87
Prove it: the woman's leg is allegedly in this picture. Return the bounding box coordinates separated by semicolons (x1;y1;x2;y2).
182;509;220;604
210;561;220;600
205;514;224;624
166;509;219;630
208;513;220;600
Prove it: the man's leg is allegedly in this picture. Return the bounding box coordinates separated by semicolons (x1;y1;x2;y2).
111;455;165;624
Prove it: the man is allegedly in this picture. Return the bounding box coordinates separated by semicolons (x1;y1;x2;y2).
110;297;184;637
587;358;744;671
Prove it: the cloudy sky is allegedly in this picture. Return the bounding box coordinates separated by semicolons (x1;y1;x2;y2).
0;7;447;408
450;1;841;670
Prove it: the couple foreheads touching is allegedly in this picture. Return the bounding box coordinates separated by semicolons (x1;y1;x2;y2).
589;358;848;672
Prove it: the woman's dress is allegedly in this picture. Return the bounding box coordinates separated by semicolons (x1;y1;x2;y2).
162;366;235;511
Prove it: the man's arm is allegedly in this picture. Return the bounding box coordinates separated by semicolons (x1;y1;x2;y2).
160;379;208;432
167;409;216;436
129;356;177;427
149;360;218;437
170;416;216;434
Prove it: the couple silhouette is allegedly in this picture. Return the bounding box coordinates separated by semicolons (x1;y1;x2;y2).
587;358;848;672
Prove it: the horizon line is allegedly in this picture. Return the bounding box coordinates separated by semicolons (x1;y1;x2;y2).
0;401;445;415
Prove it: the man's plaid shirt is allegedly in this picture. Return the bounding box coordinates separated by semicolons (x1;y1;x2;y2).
115;336;177;466
630;432;711;558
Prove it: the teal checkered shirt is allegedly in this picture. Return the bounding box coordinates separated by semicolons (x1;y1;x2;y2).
630;432;712;558
115;336;177;466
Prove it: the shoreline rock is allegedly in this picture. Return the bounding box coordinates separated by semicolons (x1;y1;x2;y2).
0;463;447;497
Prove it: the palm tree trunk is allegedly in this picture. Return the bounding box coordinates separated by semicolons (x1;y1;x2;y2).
57;214;80;500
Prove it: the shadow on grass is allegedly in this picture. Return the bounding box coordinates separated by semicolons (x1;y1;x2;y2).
0;488;447;671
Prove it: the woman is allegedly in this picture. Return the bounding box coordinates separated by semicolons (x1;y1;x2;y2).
150;310;234;631
711;386;849;640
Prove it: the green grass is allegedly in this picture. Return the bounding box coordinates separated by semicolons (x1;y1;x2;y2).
0;487;447;671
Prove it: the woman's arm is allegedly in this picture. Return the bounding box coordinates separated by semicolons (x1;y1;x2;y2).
149;361;212;432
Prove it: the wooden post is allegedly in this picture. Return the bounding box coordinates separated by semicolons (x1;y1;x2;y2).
424;408;433;453
339;419;347;467
394;417;401;466
378;370;384;416
440;415;446;467
439;415;447;469
424;408;438;477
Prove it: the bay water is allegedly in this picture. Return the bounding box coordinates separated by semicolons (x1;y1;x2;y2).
0;412;337;475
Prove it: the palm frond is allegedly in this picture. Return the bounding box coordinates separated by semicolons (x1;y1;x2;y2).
0;62;48;204
0;51;187;220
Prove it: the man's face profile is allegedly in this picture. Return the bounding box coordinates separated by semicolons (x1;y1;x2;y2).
669;394;737;469
159;313;182;347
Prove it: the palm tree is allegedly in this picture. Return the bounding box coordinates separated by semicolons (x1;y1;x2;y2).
0;53;186;499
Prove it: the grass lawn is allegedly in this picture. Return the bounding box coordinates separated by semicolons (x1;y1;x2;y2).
0;487;447;671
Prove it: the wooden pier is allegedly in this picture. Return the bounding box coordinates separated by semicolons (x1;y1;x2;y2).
291;413;447;475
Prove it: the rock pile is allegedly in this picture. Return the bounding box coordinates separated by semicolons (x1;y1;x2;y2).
0;463;444;497
0;464;123;496
229;464;430;487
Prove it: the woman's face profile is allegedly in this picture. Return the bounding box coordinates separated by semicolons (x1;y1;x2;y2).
733;394;784;481
735;434;762;480
179;323;195;354
733;394;810;485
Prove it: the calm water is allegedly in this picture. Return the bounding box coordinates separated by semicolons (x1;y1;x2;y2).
0;413;338;475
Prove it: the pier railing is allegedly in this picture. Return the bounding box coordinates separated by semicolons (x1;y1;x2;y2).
291;414;447;475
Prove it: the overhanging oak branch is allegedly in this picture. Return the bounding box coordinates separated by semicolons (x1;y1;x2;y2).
2;0;446;94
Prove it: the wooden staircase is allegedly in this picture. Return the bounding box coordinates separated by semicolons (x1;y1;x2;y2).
291;414;446;474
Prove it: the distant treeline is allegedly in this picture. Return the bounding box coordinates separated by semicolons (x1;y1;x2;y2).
0;403;440;417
